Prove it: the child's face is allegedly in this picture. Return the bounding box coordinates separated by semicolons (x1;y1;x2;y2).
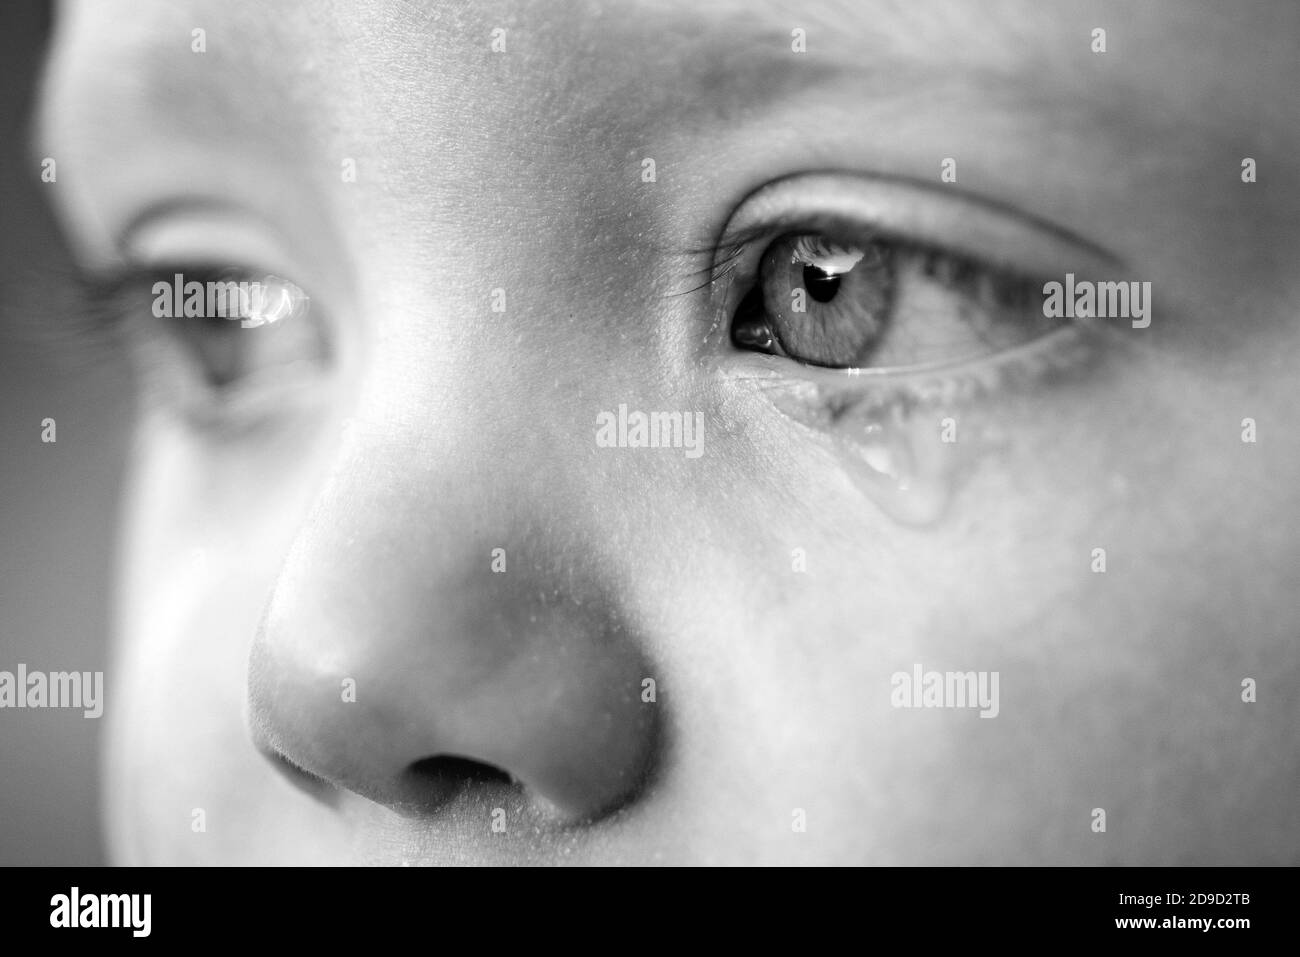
39;0;1300;863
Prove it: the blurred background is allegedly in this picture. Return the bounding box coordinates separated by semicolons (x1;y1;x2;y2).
1;1;129;865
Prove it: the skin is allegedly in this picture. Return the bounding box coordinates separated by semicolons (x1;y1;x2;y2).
35;0;1299;864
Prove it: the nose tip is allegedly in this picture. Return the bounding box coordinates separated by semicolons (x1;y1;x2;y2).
246;591;661;823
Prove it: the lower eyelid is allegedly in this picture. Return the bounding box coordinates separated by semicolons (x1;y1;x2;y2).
129;339;332;439
722;321;1111;427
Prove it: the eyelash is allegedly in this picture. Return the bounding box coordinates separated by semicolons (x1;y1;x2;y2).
76;269;148;328
672;225;772;297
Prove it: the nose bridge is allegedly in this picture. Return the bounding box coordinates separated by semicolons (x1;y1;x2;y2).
247;408;658;819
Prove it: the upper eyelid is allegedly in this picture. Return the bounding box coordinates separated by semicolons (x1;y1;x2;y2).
113;198;240;260
117;203;299;275
707;170;1125;285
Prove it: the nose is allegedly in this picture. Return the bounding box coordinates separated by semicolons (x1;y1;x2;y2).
246;435;659;822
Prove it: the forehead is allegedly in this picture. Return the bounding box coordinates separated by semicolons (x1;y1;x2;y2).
43;0;1291;158
46;0;1292;102
35;0;1300;272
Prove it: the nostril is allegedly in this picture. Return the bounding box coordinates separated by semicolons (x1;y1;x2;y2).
394;755;518;816
407;755;514;789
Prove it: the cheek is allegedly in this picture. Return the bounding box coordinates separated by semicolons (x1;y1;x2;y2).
108;410;347;863
936;350;1297;858
712;325;1299;861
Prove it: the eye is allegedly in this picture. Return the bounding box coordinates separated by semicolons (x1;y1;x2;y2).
87;262;332;430
150;266;320;386
730;230;1060;371
712;173;1123;383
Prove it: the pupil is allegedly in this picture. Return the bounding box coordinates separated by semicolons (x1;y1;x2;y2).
803;264;841;303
